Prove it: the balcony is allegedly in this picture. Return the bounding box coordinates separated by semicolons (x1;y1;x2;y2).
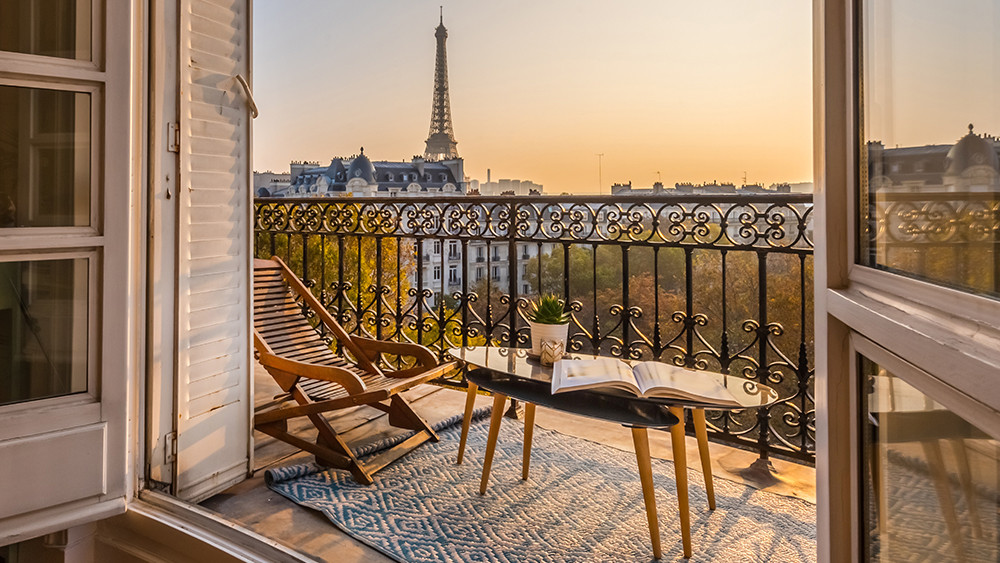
199;192;819;560
252;193;815;462
205;356;816;561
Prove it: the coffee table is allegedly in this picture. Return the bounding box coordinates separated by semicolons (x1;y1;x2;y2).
449;346;780;559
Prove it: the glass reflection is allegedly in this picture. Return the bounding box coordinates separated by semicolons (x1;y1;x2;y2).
0;259;89;406
862;358;1000;562
860;0;1000;298
0;85;91;228
0;0;92;60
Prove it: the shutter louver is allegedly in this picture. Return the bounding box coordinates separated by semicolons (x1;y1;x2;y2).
175;0;252;502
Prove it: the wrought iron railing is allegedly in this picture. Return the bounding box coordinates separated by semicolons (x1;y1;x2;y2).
863;191;1000;298
254;194;815;463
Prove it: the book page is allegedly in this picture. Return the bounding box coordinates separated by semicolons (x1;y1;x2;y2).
631;362;740;406
551;358;639;395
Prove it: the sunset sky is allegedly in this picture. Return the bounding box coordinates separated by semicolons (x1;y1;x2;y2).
252;1;813;194
864;0;1000;148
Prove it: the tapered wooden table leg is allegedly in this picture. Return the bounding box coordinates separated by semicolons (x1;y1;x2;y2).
479;393;508;495
632;427;662;560
457;381;479;465
669;406;692;558
522;402;536;480
922;439;968;563
691;408;715;510
951;439;983;538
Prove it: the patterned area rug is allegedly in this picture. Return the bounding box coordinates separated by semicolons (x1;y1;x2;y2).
265;411;816;562
868;449;999;562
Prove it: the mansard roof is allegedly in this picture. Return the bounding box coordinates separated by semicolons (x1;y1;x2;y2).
287;154;462;194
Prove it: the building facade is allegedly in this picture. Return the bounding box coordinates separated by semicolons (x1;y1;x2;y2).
867;124;1000;194
474;178;544;196
420;238;554;308
258;152;466;198
611;180;796;195
252;170;291;197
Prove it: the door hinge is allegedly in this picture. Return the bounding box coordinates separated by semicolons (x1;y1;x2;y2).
165;431;178;463
167;122;180;153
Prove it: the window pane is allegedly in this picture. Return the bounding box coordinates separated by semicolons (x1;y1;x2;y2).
0;0;92;60
0;259;88;406
862;358;1000;562
860;1;1000;299
0;85;91;228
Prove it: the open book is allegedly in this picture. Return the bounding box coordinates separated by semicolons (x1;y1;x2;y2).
551;358;741;407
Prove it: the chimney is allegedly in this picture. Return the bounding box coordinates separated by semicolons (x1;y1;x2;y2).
487;168;491;183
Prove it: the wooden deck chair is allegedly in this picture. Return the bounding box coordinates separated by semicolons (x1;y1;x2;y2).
252;256;458;484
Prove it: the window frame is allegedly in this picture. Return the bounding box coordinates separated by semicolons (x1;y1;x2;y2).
840;0;1000;411
815;1;1000;561
0;0;136;541
0;249;100;425
0;0;104;71
0;78;104;243
852;332;1000;561
852;333;1000;441
0;29;113;421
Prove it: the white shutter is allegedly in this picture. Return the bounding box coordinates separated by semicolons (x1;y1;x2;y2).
175;0;252;502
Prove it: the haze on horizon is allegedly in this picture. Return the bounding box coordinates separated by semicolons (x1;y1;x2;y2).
252;1;813;194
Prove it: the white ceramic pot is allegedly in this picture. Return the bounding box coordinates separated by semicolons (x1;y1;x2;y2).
528;321;569;355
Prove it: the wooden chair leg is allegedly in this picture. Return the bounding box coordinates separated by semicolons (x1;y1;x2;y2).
632;427;662;560
669;406;692;558
310;412;374;485
480;393;508;495
522;402;536;481
692;408;715;510
457;381;479;465
255;419;352;470
288;387;370;484
388;394;439;442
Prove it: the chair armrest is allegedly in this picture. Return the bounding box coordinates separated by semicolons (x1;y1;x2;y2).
257;352;366;395
387;360;461;380
350;336;439;368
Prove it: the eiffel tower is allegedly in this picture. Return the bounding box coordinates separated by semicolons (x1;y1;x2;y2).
424;8;459;161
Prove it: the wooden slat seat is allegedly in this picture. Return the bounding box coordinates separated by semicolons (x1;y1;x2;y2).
252;256;458;484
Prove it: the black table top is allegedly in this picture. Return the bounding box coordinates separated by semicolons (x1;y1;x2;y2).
465;364;680;429
449;346;780;413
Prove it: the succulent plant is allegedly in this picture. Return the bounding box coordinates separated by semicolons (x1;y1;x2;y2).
527;294;570;325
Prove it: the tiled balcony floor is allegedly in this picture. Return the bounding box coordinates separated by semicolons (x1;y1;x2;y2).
201;363;816;562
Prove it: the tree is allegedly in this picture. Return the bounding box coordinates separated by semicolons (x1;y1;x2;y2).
256;229;415;339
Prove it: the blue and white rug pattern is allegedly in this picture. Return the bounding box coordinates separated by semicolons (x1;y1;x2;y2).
265;411;816;562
